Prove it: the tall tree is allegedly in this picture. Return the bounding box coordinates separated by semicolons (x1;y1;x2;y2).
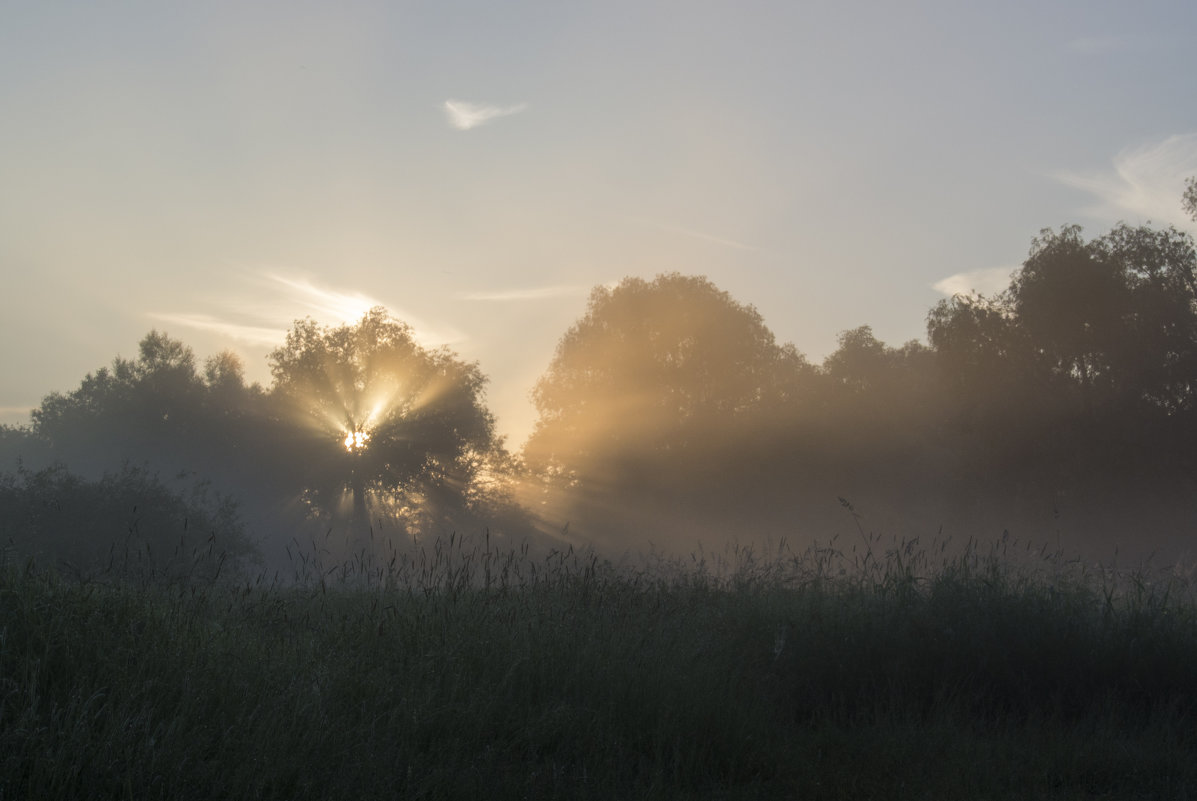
266;307;499;540
527;274;796;465
925;222;1197;546
1005;224;1197;414
523;273;813;546
929;224;1197;418
927;290;1031;396
1091;223;1197;413
819;326;944;439
1010;226;1133;402
31;331;255;478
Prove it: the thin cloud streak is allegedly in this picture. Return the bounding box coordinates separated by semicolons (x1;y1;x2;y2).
932;266;1016;298
153;274;468;354
266;274;382;324
633;218;765;253
0;405;33;422
1053;133;1197;228
148;313;286;346
262;274;469;347
459;285;589;302
443;99;529;131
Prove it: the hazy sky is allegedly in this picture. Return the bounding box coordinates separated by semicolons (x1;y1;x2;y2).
2;1;1196;446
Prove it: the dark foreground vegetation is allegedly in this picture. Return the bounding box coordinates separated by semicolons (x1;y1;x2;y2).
3;530;1196;800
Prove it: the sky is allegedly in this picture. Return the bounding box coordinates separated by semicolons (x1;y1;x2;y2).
2;1;1197;448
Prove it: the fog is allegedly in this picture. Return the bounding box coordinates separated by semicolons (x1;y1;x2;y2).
3;221;1197;579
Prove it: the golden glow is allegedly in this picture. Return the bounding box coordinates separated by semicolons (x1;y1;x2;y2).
344;430;370;451
269;274;381;326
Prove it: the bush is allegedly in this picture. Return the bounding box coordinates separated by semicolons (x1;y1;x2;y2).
0;463;257;582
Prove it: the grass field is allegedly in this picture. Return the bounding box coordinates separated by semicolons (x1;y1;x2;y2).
2;528;1196;800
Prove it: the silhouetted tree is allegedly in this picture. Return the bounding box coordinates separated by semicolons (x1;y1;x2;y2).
26;315;524;564
523;273;815;547
1003;224;1197;417
927;290;1034;400
930;224;1197;418
528;274;800;460
1010;226;1139;408
850;328;941;402
1093;224;1197;413
798;327;954;532
266;308;502;542
925;222;1197;552
819;326;944;433
31;332;259;479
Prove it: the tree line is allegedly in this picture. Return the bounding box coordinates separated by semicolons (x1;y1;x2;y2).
522;222;1197;559
4;193;1197;573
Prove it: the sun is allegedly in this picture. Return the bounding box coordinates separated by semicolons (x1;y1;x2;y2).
344;430;370;452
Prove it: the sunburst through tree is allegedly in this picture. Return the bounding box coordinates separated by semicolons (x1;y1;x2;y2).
267;307;498;546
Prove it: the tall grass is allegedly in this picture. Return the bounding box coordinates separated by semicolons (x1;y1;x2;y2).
2;526;1196;800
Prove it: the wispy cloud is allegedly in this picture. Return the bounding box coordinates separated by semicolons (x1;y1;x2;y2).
265;274;382;324
443;99;529;131
147;313;285;346
152;274;467;352
0;405;33;423
258;274;467;346
1052;133;1197;228
459;285;589;302
633;218;764;253
932;265;1016;298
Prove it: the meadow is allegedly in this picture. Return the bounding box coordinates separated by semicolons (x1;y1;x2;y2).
2;526;1196;800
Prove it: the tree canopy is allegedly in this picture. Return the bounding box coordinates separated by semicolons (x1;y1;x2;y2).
526;273;802;465
922;221;1197;552
929;223;1197;417
266;307;500;539
521;273;817;546
30;332;259;481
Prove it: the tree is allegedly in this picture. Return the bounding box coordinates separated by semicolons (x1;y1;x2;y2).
523;273;813;546
31;331;257;479
927;291;1028;387
27;313;515;566
1091;223;1197;413
1184;176;1197;222
1003;224;1197;414
819;326;944;440
1010;226;1133;401
266;307;500;541
527;274;796;463
926;287;1051;457
924;223;1197;547
929;223;1197;418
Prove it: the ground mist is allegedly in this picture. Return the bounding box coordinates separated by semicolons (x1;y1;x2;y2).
2;529;1196;800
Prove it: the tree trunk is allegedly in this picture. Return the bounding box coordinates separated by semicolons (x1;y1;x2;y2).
350;467;370;546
